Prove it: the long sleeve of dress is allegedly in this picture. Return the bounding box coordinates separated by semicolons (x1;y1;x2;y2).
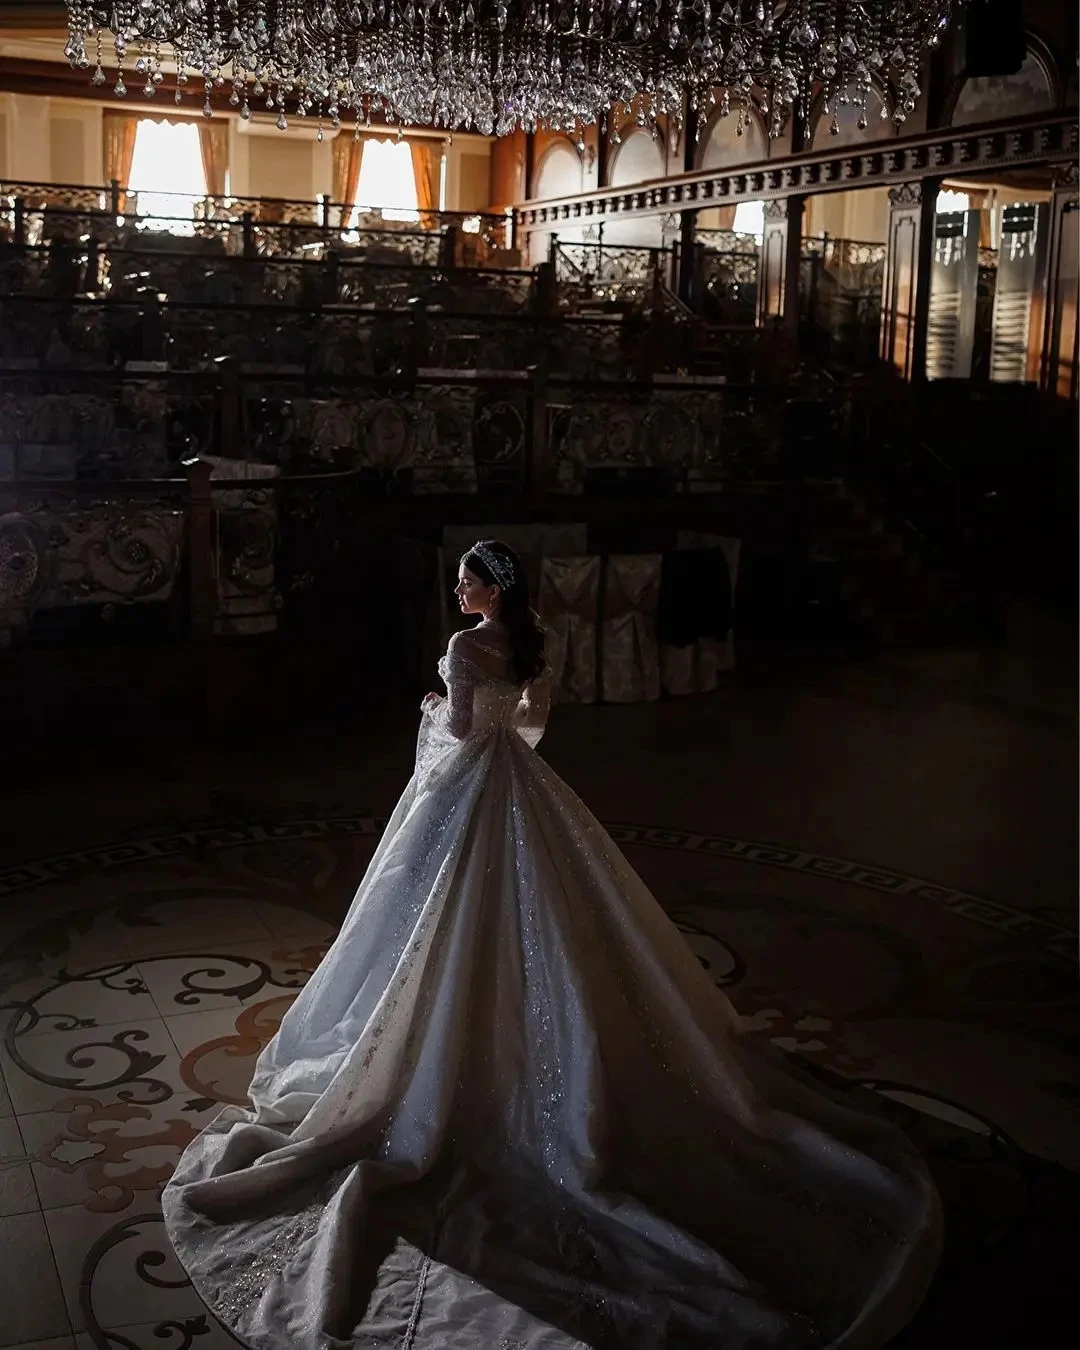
512;669;552;749
430;634;479;740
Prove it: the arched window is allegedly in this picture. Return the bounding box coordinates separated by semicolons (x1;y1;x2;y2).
534;142;582;200
355;138;420;221
700;107;769;169
128;119;207;234
952;52;1054;126
608;129;664;188
531;142;584;259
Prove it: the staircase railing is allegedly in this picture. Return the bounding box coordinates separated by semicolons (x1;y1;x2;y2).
551;239;586;282
549;237;675;307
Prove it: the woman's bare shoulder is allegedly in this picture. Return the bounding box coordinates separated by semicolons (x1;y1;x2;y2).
447;627;515;680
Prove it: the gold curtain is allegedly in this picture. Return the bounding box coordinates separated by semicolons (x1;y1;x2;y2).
410;138;441;222
198;120;228;198
964;187;994;249
333;132;364;225
102;110;138;210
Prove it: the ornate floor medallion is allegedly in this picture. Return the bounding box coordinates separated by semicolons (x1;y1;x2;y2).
0;815;1074;1348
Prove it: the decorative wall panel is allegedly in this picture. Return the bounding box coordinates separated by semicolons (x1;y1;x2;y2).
989;203;1049;384
926;210;980;382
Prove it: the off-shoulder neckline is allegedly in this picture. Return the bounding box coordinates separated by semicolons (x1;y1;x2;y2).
441;645;520;687
441;647;552;692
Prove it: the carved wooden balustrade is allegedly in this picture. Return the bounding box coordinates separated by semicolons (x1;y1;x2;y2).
517;114;1078;228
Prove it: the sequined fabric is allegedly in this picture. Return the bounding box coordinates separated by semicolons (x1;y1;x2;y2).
162;633;941;1349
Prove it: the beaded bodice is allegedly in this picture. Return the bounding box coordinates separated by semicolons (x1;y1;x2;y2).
430;622;551;746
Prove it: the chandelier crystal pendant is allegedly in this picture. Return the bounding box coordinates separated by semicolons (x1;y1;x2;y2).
64;1;964;140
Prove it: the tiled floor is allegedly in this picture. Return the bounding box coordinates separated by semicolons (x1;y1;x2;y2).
0;886;335;1350
0;625;1075;1348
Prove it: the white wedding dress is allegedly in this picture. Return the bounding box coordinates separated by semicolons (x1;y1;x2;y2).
163;623;941;1350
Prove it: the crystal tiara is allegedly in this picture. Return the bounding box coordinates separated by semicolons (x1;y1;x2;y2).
470;542;516;591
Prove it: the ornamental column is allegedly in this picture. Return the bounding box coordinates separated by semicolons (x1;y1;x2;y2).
677;94;699;305
757;194;804;334
879;179;940;381
523;131;537;200
1040;162;1079;401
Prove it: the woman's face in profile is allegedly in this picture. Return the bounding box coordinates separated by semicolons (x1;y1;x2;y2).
455;564;497;616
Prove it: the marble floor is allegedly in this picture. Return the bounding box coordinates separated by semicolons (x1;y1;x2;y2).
0;624;1075;1350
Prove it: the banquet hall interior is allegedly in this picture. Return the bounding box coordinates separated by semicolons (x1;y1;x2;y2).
0;0;1076;1346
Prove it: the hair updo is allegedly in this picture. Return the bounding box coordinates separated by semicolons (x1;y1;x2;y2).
461;539;546;685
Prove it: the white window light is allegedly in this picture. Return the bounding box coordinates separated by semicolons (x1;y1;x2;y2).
128;119;207;235
936;188;971;215
354;139;420;222
733;199;765;242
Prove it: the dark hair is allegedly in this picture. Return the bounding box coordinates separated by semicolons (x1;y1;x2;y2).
462;539;546;685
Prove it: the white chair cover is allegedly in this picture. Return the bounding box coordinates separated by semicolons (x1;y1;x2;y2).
600;553;662;704
537;555;601;704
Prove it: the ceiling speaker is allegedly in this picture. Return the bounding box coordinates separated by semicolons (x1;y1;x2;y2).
965;0;1027;78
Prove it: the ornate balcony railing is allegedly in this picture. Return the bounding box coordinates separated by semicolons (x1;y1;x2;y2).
695;229;759;256
0;238;535;307
803;237;888;291
0;181;515;262
554;241;670;283
0;292;656;379
0;353;797;652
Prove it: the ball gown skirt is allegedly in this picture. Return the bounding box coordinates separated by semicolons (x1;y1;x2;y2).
162;642;942;1350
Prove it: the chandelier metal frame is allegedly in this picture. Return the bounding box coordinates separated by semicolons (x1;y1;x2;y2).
63;1;965;141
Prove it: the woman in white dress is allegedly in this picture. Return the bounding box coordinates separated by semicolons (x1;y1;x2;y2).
163;539;941;1350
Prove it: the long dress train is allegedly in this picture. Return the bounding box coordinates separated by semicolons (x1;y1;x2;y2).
162;626;941;1350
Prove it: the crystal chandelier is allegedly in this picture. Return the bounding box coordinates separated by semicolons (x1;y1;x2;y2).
64;2;963;140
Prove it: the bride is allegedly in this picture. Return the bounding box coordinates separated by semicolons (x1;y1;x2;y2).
163;539;941;1350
